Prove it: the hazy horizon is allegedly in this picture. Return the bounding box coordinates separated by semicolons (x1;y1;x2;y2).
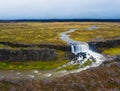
0;0;120;19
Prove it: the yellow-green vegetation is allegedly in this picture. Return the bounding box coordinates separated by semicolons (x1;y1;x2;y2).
1;61;120;91
0;22;87;45
70;23;120;42
0;44;12;49
57;60;94;71
0;22;120;70
0;50;68;70
103;46;120;55
80;60;92;68
0;60;68;70
58;64;79;71
0;44;5;48
0;22;120;45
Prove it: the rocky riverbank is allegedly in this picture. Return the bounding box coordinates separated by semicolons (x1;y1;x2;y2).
0;38;120;62
0;38;119;91
89;38;120;52
0;58;120;91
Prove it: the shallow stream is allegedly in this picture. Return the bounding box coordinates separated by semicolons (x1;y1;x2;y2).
0;26;105;80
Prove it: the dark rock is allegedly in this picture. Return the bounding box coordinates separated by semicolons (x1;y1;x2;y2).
102;55;120;63
0;42;71;51
116;55;120;61
89;39;120;52
10;87;17;91
0;48;58;62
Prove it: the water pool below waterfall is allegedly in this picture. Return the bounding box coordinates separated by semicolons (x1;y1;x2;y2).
0;27;105;80
60;28;105;69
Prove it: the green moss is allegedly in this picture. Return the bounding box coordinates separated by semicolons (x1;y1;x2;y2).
80;60;92;68
0;44;4;48
103;46;120;55
58;64;79;71
0;50;68;70
0;60;69;70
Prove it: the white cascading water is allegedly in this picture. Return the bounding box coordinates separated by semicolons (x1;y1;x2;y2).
0;28;105;80
60;28;105;70
71;43;89;55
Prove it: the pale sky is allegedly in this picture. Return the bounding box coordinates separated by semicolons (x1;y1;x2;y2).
0;0;120;19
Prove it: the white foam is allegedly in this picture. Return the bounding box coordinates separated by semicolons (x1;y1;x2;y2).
33;70;39;74
59;28;105;73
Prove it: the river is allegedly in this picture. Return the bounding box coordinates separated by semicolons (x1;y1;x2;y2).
0;26;105;80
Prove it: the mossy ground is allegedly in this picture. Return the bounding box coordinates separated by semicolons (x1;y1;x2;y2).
0;22;120;70
57;60;94;71
70;23;120;42
0;50;68;70
80;60;93;68
0;60;68;70
0;22;120;44
103;46;120;55
0;61;120;91
57;64;80;71
0;22;120;90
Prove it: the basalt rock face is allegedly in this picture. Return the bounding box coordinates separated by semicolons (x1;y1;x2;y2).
0;38;119;62
89;39;120;52
0;48;58;62
2;39;120;53
0;42;71;51
0;42;70;62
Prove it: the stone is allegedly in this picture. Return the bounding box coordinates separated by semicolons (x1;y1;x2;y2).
0;48;59;62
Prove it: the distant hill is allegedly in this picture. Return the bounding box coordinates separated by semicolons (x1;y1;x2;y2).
0;19;120;22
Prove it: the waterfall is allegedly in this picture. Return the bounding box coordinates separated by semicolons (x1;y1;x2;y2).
60;28;105;68
71;43;89;55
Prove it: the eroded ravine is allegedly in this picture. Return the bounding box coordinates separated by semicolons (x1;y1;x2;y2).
0;26;105;80
59;27;105;73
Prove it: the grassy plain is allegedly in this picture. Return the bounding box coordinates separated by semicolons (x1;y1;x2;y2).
0;22;120;45
70;23;120;42
0;22;120;70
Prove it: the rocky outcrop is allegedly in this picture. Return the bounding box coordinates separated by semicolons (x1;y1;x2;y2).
102;55;120;65
1;38;119;53
0;48;58;62
0;38;119;62
89;39;120;51
0;42;71;51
